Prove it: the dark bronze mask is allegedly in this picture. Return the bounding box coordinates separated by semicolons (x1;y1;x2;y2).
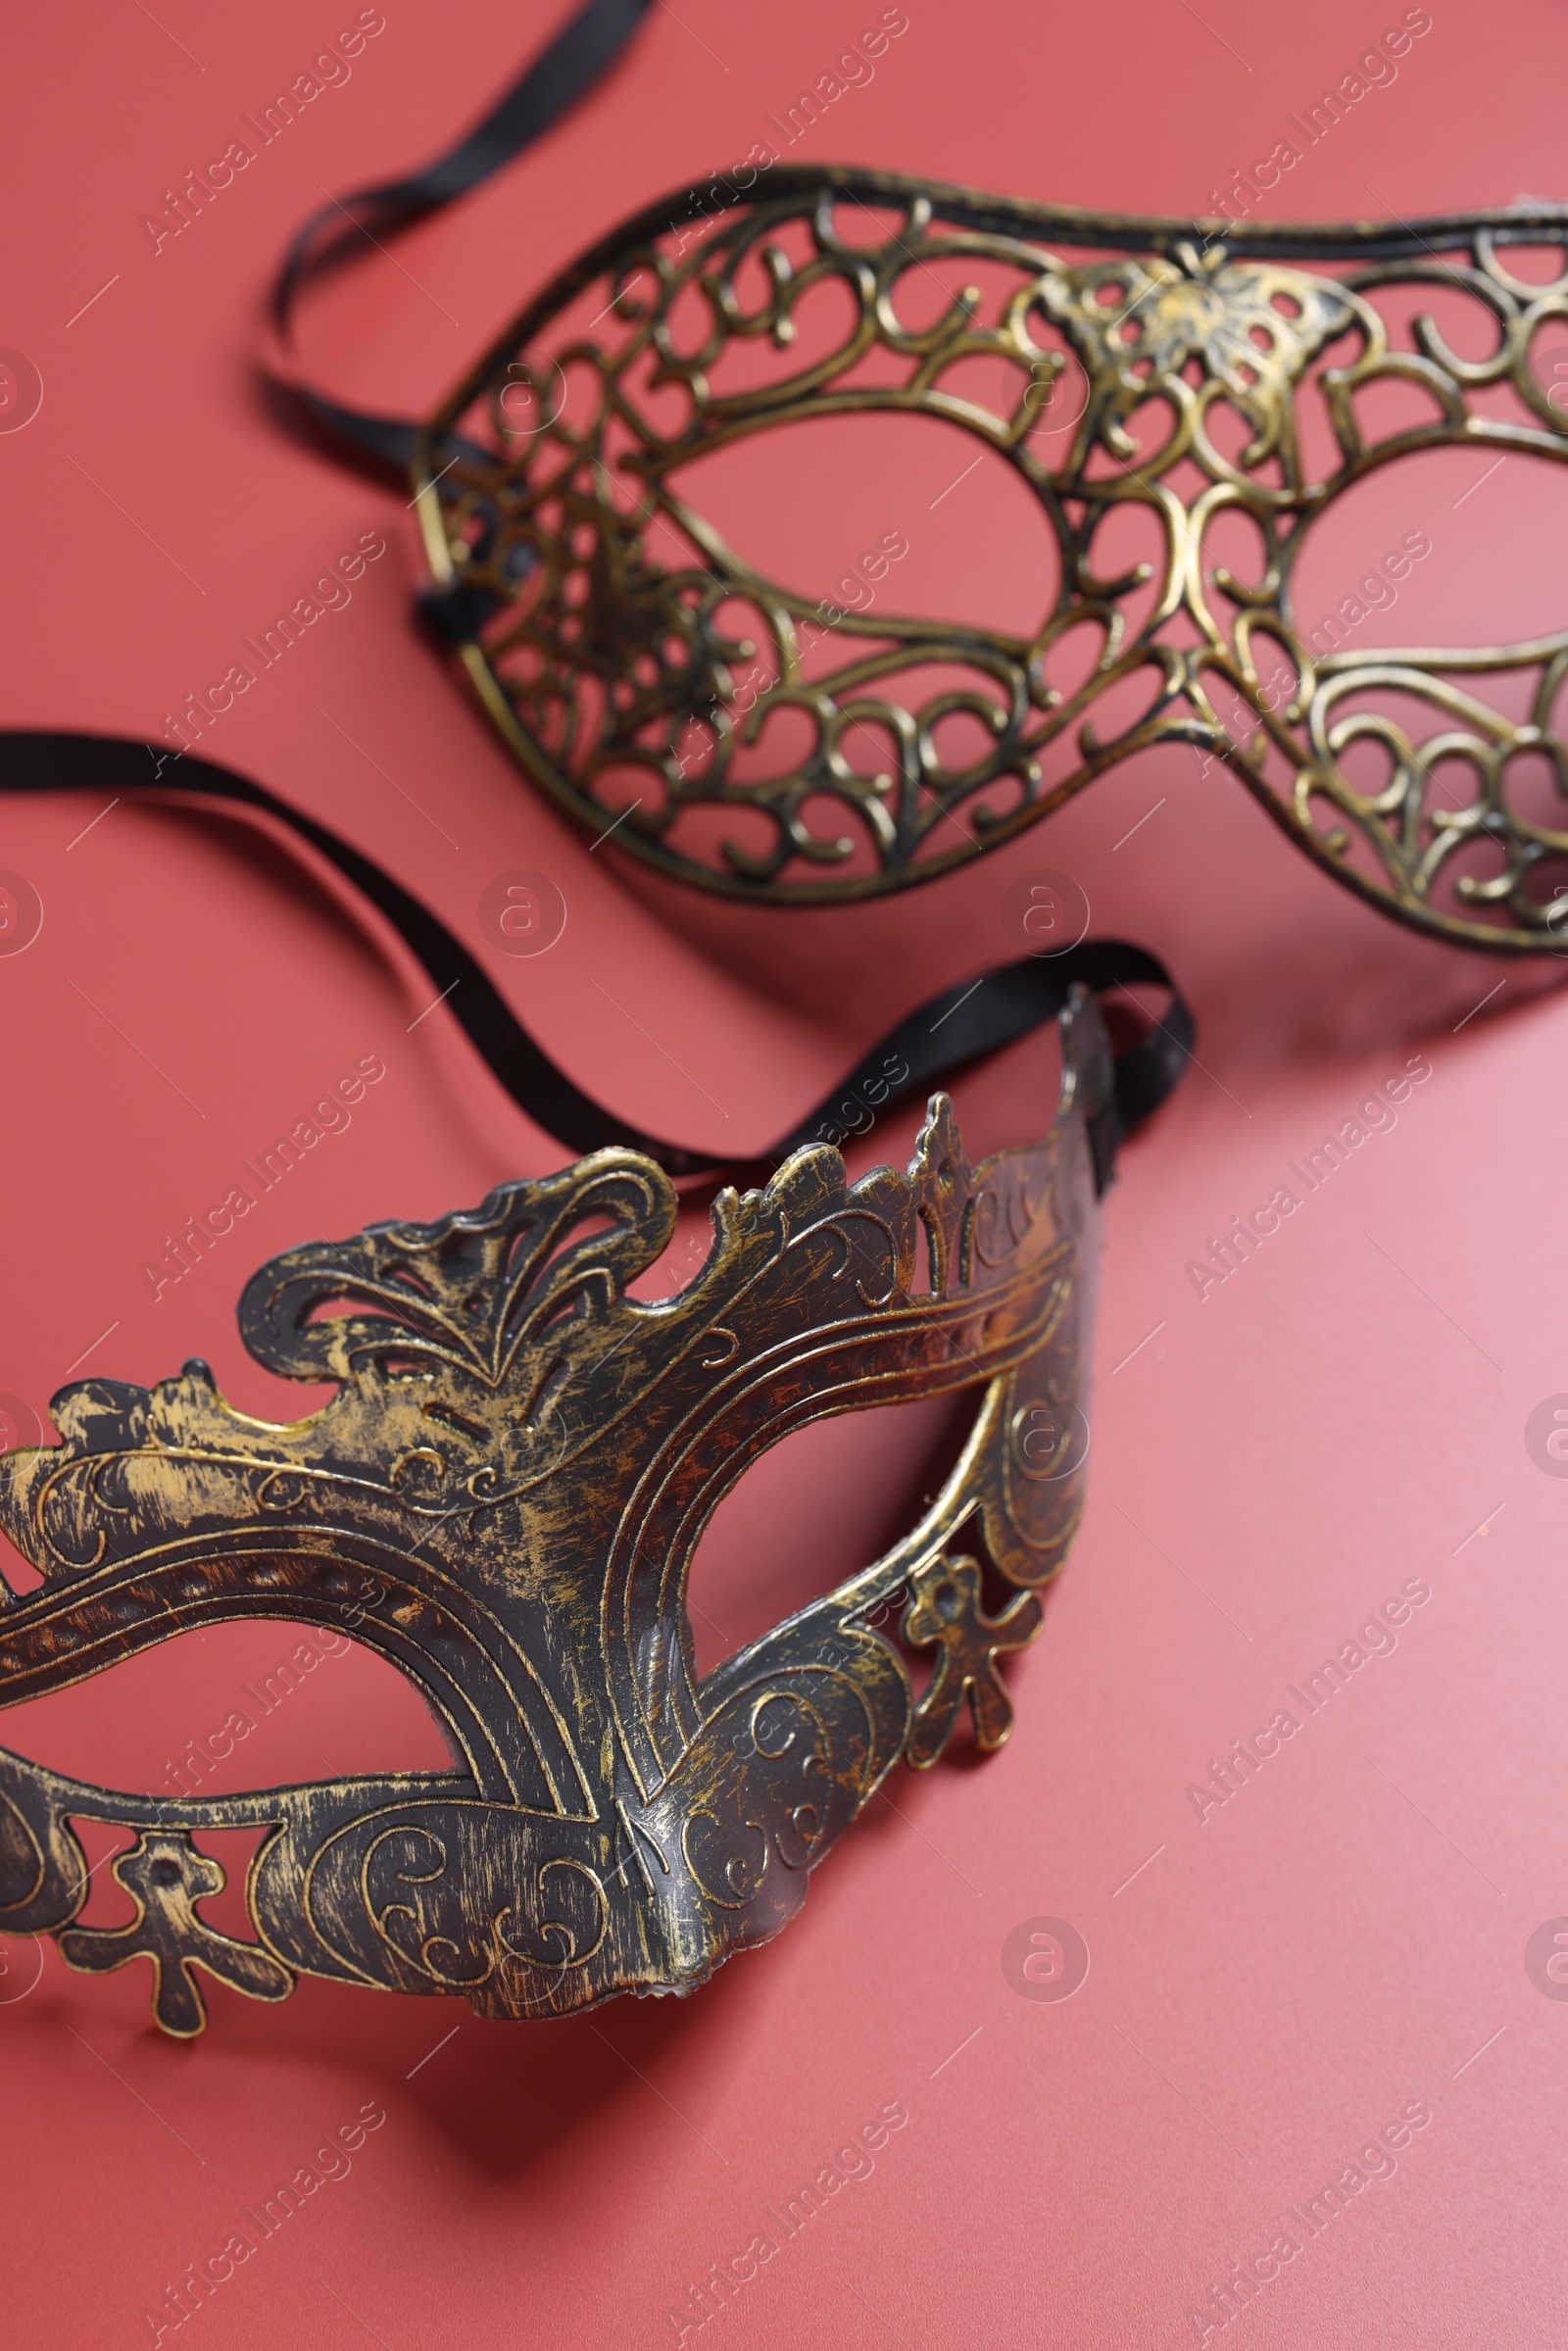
0;980;1119;2034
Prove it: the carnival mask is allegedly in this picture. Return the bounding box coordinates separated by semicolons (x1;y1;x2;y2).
0;734;1189;2033
397;166;1568;947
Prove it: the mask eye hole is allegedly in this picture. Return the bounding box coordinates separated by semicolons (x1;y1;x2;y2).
1287;445;1568;657
1;1619;452;1816
664;410;1061;643
683;1392;974;1678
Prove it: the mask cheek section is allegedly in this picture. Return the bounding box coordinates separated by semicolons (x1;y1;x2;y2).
1281;446;1568;929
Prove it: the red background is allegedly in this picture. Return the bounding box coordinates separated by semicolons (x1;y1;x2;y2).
2;1;1566;2343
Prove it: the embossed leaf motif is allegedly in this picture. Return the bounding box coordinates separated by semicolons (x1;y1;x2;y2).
902;1553;1043;1768
1039;251;1355;461
57;1833;293;2036
490;491;750;728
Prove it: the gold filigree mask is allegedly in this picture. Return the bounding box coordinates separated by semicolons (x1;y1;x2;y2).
403;170;1568;948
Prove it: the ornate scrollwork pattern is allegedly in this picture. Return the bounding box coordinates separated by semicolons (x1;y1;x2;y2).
413;171;1568;946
